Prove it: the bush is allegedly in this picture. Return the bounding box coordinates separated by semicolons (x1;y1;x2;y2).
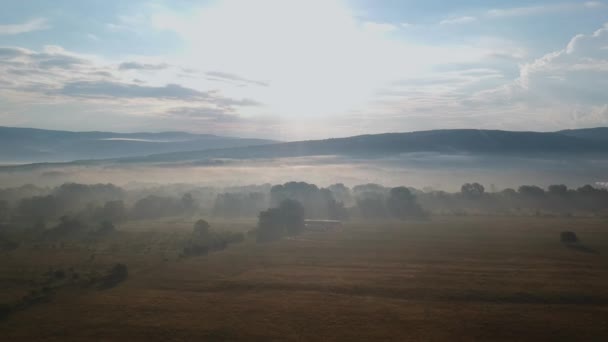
99;263;128;289
256;199;305;242
560;231;578;243
182;230;244;258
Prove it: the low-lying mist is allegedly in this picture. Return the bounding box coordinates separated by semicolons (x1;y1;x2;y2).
1;153;607;191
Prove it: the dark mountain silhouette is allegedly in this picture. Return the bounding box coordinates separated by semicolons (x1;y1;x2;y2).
116;129;608;164
2;128;608;170
0;126;277;163
559;127;608;141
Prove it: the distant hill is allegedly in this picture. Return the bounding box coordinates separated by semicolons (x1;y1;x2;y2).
0;126;277;163
2;127;608;170
114;128;608;164
559;127;608;142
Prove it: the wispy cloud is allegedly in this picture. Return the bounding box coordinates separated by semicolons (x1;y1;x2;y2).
118;61;169;71
0;18;50;35
205;71;269;87
164;106;239;122
440;16;476;25
585;1;605;8
486;2;605;18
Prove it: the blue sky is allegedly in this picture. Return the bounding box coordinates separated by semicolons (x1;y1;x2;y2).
0;0;607;139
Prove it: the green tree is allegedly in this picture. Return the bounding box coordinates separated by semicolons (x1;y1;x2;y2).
256;199;305;242
193;219;210;236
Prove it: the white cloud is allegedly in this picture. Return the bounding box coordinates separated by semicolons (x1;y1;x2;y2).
520;24;608;90
585;1;605;8
0;18;50;35
486;2;604;18
439;16;477;25
0;46;268;134
466;23;608;129
118;61;169;71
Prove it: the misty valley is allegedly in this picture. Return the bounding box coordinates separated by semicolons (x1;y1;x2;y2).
3;1;608;339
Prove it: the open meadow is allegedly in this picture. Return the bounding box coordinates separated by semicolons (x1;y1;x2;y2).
2;215;608;341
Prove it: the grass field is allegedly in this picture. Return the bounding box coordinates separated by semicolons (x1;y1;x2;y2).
2;216;608;341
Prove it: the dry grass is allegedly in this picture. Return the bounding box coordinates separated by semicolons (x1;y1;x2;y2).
2;216;608;341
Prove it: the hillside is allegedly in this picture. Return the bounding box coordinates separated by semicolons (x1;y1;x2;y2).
559;127;608;142
116;128;608;164
0;126;277;163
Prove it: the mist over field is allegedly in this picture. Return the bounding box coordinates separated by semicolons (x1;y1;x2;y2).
2;153;608;191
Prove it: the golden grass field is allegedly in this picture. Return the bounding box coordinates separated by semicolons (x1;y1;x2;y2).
2;216;608;341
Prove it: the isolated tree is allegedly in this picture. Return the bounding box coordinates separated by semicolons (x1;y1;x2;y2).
256;199;305;241
461;183;485;199
257;208;283;242
193;219;210;236
278;199;305;236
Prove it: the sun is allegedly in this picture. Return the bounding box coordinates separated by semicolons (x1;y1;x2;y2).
151;0;412;119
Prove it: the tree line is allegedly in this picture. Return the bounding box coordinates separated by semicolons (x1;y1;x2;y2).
1;181;608;231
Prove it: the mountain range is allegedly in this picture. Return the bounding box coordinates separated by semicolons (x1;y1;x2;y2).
1;126;608;168
0;126;277;163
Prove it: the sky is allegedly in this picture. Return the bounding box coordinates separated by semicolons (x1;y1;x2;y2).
0;0;607;140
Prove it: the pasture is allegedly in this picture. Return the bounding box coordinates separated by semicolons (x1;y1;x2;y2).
2;216;608;341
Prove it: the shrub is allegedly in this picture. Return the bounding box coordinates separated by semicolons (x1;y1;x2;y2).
256;199;305;242
99;263;128;289
560;231;578;243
